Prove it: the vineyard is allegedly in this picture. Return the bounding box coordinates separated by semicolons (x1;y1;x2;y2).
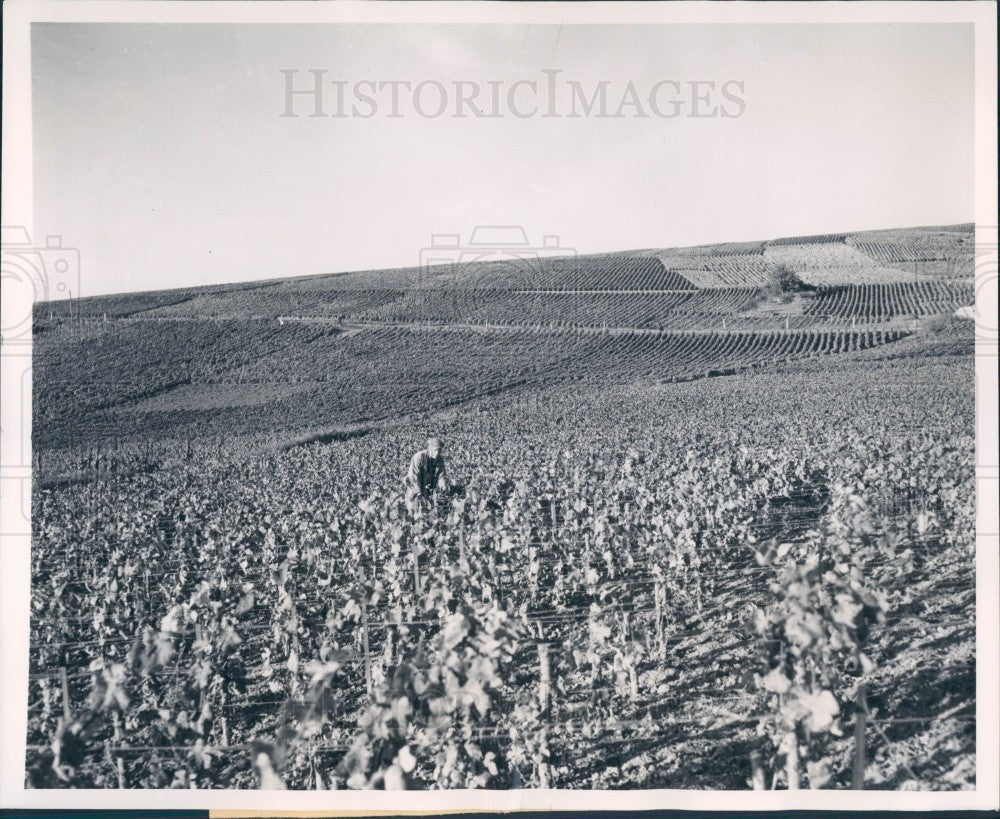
846;226;975;268
666;257;775;290
27;221;979;791
804;283;974;323
43;224;974;324
761;243;919;286
448;255;696;292
28;352;976;790
33;320;916;451
350;288;768;327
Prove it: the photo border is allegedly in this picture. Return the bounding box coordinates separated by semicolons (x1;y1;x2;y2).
2;0;997;812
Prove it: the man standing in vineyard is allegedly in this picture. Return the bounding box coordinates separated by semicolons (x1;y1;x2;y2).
406;437;448;514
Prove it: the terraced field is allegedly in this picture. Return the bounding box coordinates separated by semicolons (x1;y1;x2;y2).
46;224;975;324
762;242;918;286
805;282;975;323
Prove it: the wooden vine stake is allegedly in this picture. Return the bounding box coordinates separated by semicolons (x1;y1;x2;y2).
105;744;122;787
384;626;395;669
852;684;868;790
785;728;801;790
411;532;422;600
536;641;552;789
59;666;71;722
537;643;551;713
359;581;373;697
750;750;766;791
220;687;230;747
439;521;449;592
654;579;666;661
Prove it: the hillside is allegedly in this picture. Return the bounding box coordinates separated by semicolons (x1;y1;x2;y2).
31;223;977;456
37;223;975;324
26;223;977;791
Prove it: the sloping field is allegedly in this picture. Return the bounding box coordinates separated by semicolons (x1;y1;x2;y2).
347;287;763;328
33;317;915;451
656;254;774;289
657;225;974;288
805;282;974;323
846;226;975;279
27;349;975;790
355;290;696;328
769;233;849;246
27;222;977;791
39;224;974;325
762;242;919;286
449;255;695;291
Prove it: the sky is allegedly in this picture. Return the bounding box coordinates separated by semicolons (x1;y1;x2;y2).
31;23;974;297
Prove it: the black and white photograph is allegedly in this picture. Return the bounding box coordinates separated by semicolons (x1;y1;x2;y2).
1;1;997;812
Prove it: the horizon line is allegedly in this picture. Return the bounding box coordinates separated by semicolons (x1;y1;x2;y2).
46;219;974;304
